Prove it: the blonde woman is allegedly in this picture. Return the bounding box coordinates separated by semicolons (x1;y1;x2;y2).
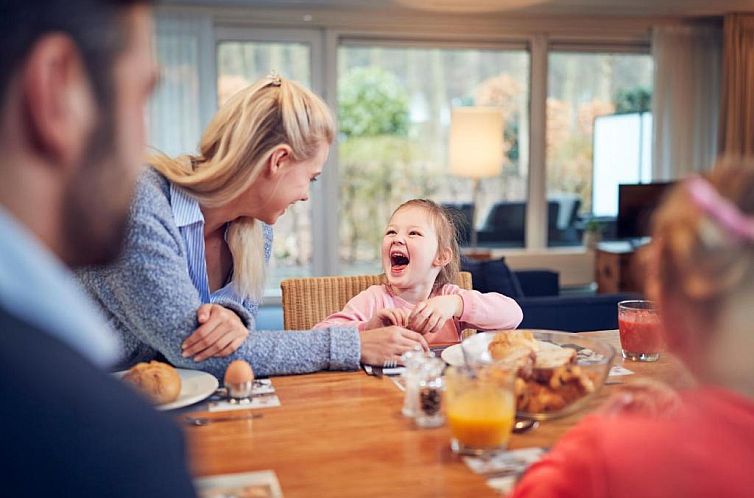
78;75;427;378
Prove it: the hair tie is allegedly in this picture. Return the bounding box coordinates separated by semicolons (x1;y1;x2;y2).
267;70;282;87
686;176;754;242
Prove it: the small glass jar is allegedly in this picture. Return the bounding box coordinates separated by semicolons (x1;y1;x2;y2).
415;357;445;428
400;349;428;418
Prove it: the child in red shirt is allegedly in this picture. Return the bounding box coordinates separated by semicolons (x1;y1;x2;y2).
511;162;754;498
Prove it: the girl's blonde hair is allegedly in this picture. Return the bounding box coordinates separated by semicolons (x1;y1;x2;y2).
651;158;754;337
390;199;461;290
150;75;335;300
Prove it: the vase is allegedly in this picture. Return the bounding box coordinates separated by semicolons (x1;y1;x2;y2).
583;231;602;250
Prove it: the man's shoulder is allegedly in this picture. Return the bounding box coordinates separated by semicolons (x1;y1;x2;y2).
0;305;167;425
0;306;197;497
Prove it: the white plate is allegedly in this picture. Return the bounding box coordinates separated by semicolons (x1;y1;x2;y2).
441;336;561;367
115;368;219;411
440;343;466;366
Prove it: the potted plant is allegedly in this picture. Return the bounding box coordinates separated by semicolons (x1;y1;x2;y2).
583;218;603;250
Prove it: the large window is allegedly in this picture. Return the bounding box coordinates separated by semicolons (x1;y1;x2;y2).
217;38;316;293
546;51;653;246
337;44;530;274
217;41;311;104
149;14;658;299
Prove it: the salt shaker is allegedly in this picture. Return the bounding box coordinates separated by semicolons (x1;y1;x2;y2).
415;357;445;428
400;349;430;418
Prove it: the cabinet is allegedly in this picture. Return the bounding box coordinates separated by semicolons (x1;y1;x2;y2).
594;242;644;294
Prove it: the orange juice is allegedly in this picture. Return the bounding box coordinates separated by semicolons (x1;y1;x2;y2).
447;389;515;448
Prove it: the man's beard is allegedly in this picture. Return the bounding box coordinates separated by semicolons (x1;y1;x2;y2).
62;109;135;268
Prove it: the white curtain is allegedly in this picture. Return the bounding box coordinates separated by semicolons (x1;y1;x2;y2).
148;12;214;157
651;24;722;180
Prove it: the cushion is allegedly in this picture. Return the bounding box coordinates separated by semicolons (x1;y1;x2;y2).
460;257;524;299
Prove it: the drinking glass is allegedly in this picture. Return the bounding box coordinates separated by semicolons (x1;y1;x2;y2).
618;300;664;362
444;364;515;455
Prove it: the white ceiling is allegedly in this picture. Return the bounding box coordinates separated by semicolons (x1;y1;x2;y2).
166;0;754;17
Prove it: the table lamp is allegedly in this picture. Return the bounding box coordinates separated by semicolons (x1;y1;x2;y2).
448;107;504;249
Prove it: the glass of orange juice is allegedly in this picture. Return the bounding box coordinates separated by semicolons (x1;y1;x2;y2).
445;364;515;455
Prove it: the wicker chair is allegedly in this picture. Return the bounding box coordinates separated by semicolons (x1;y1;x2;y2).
280;272;473;331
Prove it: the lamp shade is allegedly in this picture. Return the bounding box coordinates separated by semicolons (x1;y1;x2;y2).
448;107;504;179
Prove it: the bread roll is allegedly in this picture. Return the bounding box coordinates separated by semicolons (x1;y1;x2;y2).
122;361;181;405
488;330;538;360
487;332;595;413
531;348;578;382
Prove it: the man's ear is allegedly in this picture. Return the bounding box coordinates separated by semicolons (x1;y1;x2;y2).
265;144;293;177
22;34;96;172
434;247;453;267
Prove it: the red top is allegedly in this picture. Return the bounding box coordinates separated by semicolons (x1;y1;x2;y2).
511;387;754;498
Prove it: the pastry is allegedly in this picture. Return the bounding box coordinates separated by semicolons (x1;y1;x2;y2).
531;348;577;382
486;331;596;414
488;330;538;361
122;361;182;405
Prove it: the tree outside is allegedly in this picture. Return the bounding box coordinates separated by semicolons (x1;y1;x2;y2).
337;48;529;270
546;52;653;221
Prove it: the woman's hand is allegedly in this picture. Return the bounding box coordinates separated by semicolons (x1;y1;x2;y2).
362;308;411;330
359;326;429;366
182;304;249;361
408;295;463;335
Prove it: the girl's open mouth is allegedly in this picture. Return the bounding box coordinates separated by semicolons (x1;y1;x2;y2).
390;250;409;273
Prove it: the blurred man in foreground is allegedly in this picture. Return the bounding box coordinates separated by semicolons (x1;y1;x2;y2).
0;1;197;496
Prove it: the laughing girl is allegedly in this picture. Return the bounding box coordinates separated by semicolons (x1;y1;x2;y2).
316;199;523;345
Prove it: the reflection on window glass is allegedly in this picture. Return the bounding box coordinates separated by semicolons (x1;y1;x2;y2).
217;41;313;293
217;41;311;104
546;52;653;247
338;45;530;274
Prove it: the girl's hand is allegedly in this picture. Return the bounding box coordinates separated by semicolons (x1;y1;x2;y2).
408;295;463;335
362;308;411;330
359;326;429;366
182;304;249;361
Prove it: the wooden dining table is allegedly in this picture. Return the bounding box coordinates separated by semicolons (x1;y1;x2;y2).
184;330;695;497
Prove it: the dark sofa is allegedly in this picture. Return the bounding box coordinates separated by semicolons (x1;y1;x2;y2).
443;199;582;248
461;258;640;332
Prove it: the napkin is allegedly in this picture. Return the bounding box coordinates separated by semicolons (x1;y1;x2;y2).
207;379;281;413
609;365;634;376
194;469;283;498
463;447;547;494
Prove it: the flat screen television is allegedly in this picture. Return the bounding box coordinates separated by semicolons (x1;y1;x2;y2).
616;182;675;240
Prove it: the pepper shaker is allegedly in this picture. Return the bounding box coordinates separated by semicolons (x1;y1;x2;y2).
415;357;445;428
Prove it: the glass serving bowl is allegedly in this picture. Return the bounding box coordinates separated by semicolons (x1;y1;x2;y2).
459;330;616;421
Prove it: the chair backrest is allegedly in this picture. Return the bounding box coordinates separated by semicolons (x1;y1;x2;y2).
280;272;473;331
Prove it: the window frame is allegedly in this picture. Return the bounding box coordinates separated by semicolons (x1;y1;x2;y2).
214;26;330;288
200;18;653;297
544;43;653;247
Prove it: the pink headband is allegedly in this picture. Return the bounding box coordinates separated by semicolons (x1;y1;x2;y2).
685;176;754;242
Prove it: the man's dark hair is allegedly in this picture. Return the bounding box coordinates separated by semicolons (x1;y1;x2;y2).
0;0;152;111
